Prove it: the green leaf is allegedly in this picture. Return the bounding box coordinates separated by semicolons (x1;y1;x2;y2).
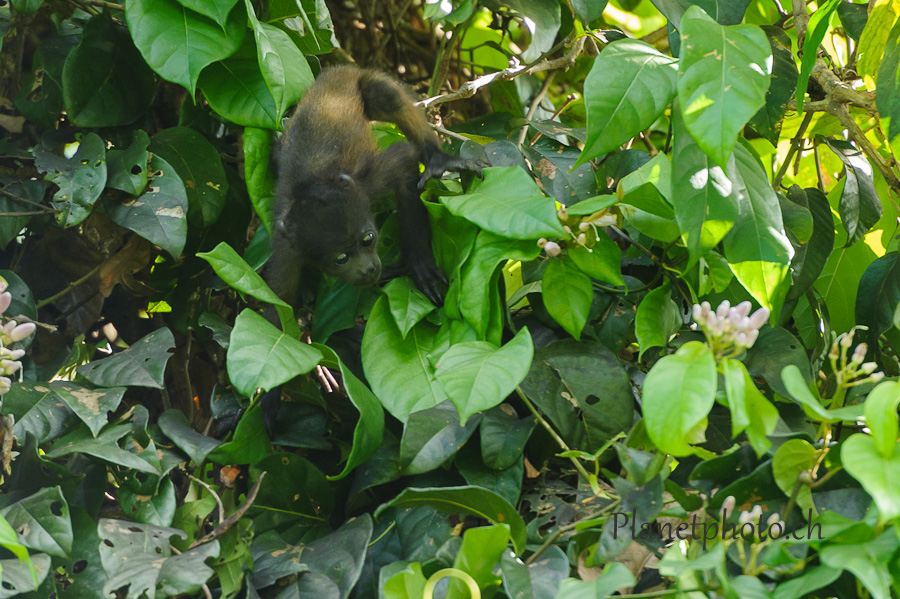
785;187;835;302
245;0;314;119
383;277;437;339
634;283;681;359
577;38;678;165
158;410;223;465
61;13;157;127
823;138;883;247
149;126;229;228
33;132;107;228
375;486;527;554
772;565;841;599
119;476;177;526
315;344;385;480
772;439;817;514
126;0;246;96
524;140;597;204
244;127;277;233
400;401;480;475
440;167;566;239
206;404;272;465
268;0;339;56
0;486;72;558
47;423;162;474
500;544;568;599
780;364;863;422
796;0;841;113
434;327;533;425
0;514;34;581
198;242;288;307
542;257;593;340
480;404;537;471
98;518;219;599
557;563;636;599
857;0;900;81
819;529;897;599
178;0;238;26
723;142;793;315
447;524;509;599
199;37;279;129
10;0;42;16
677;6;772;167
568;236;624;286
106;130;150;196
642;341;716;456
0;554;50;596
48;381;125;438
856;252;900;339
106;154;188;258
863;381;900;458
837;1;868;41
383;562;427;599
5;382;77;443
671;101;739;265
226;309;322;396
744;326;812;398
77;328;175;389
361;297;446;423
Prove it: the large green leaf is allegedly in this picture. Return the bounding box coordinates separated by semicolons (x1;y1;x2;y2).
4;383;77;444
376;486;526;554
126;0;246;96
47;424;162;474
677;6;771;167
819;532;897;599
33;132;107;228
198;242;288;307
178;0;238;26
671;101;738;265
780;364;863;422
863;381;900;459
858;0;900;81
314;344;385;480
500;544;569;599
268;0;339;56
878;18;900;138
400;401;481;475
749;26;800;144
441;167;566;240
199;36;279;129
824;138;883;247
149;127;229;228
772;438;817;514
98;519;219;599
382;277;437;339
61;13;157;127
158;410;223;466
106;155;188;258
785;187;835;302
856;252;900;340
106;130;150;197
723;143;793;315
49;381;125;438
244;127;277;233
77;328;175;389
0;486;72;558
542;257;593;340
434;327;533;424
245;0;313;119
577;38;678;166
642;341;717;456
226;309;322;396
361;297;446;423
634;283;681;359
447;524;509;599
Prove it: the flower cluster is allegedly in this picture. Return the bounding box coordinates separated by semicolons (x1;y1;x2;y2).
537;204;618;257
692;300;769;358
828;327;883;387
0;279;34;395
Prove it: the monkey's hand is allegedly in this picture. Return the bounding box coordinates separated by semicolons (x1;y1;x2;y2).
381;257;448;307
419;150;490;188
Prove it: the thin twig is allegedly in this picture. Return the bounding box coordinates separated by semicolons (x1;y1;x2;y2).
188;474;226;523
517;71;557;147
419;36;586;109
0;187;54;212
35;264;102;309
773;111;814;189
85;0;124;9
191;472;267;548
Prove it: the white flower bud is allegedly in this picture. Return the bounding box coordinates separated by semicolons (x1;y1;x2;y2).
735;301;752;318
593;214;617;227
579;222;590;231
700;301;711;315
860;362;878;375
748;307;770;329
0;377;10;391
745;328;759;347
721;495;736;518
8;322;35;342
558;206;568;220
544;241;561;257
0;279;8;294
537;238;547;248
563;225;573;236
5;349;24;360
692;304;703;323
0;292;11;315
0;360;20;374
767;513;780;527
738;510;754;525
851;344;867;365
716;300;731;319
735;332;749;347
870;372;885;383
839;333;853;349
577;232;587;245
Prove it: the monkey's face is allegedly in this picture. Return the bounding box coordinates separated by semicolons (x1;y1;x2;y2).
320;228;381;286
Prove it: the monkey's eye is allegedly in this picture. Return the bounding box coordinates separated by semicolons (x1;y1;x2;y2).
335;253;350;265
361;232;375;247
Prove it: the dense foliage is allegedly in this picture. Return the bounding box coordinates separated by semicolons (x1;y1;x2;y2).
1;0;900;597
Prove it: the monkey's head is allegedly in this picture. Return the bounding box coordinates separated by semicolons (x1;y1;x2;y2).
283;176;382;287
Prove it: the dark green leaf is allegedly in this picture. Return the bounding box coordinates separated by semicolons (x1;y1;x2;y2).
0;486;72;558
106;155;188;258
744;326;812;398
244;127;277;233
106;130;150;196
525;140;596;204
542;257;593;340
634;283;682;359
199;38;279;129
158;410;223;465
33;132;107;228
119;476;177;526
179;0;238;26
749;26;800;144
149;127;229;228
76;328;175;389
268;0;339;56
856;251;900;339
5;382;77;444
824;138;883;247
772;565;842;599
49;381;125;438
399;401;480;475
0;178;42;248
500;544;568;599
376;486;527;554
47;424;162;474
62;13;157;127
837;1;868;41
480;404;537;470
785;187;835;302
568;237;624;286
248;453;334;524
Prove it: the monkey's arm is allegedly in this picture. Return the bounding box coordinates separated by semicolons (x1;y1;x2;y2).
356;70;488;184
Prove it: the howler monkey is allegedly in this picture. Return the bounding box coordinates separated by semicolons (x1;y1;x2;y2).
266;66;486;309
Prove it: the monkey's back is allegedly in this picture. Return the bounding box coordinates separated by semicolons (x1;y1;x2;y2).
278;66;378;182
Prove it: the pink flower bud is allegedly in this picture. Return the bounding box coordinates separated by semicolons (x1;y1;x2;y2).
0;279;8;294
0;292;11;315
692;304;703;323
734;301;752;317
851;344;867;365
4;349;24;360
544;241;561;257
745;328;759;347
9;322;35;342
716;300;731;319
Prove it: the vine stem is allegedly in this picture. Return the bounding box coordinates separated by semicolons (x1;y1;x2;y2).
35;264;101;309
515;386;593;482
